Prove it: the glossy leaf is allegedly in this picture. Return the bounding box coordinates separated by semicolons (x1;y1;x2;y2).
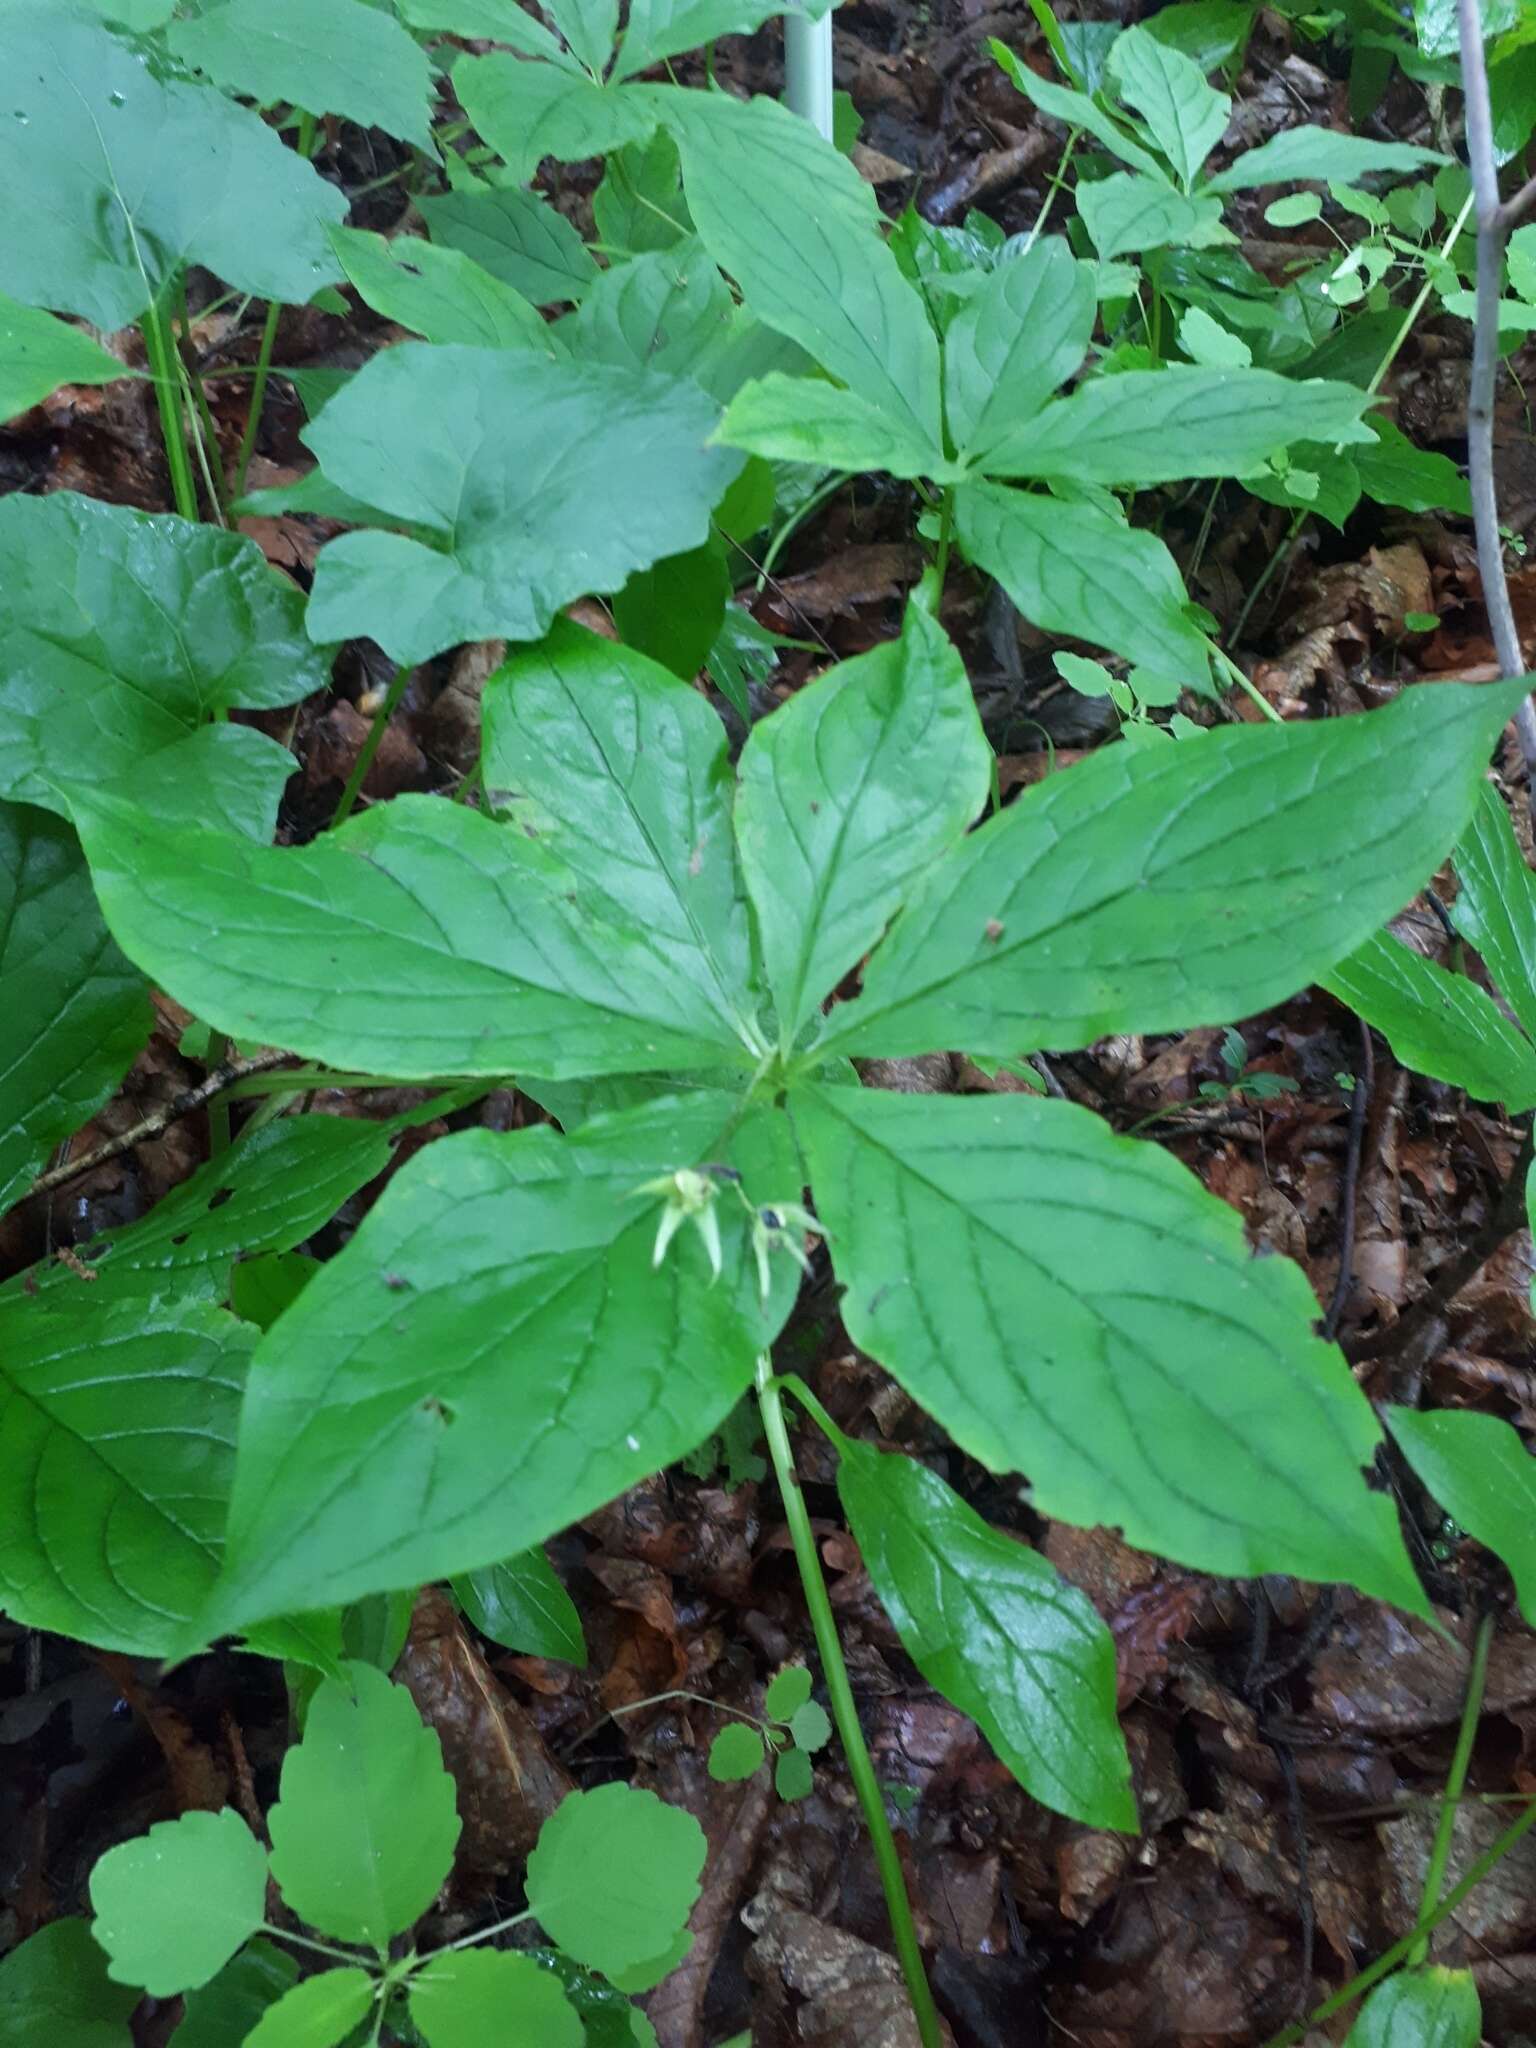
11;1114;398;1305
837;1440;1134;1827
243;1969;376;2048
89;1809;267;1995
74;789;756;1082
1352;419;1471;516
1077;173;1225;260
418;186;599;304
526;1783;706;1977
175;1941;300;2048
1452;782;1536;1046
1387;1408;1536;1625
0;295;123;423
1343;1967;1481;2048
0;12;345;328
101;723;296;844
1322;933;1536;1109
735;601;990;1044
329;229;556;351
1109;28;1228;186
301;343;740;663
480;620;758;1047
820;680;1527;1061
796;1085;1426;1610
193;1097;798;1636
979;367;1374;484
722;373;949;476
657;88;944;459
955;480;1210;675
451;1547;587;1663
411;1951;584;2048
456;55;656;182
0;1920;137;2048
168;0;437;150
612;538;732;680
943;240;1096;462
0;1294;252;1655
0;494;327;816
267;1665;461;1950
1205;127;1446;193
0;803;150;1216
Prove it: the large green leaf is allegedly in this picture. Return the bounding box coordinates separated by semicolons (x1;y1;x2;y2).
718;375;953;479
0;12;346;327
267;1665;460;1950
168;0;437;150
1386;1408;1536;1626
0;494;327;816
796;1085;1425;1609
10;1114;398;1305
943;240;1096;464
526;1784;705;1978
655;88;944;460
480;620;761;1052
451;1547;587;1663
0;294;124;424
456;54;656;182
1452;782;1536;1046
411;1951;584;2048
613;0;820;77
1343;1967;1481;2048
89;1809;268;1995
0;803;150;1216
0;1294;253;1654
954;480;1210;676
399;0;577;69
979;367;1374;484
73;791;757;1081
95;723;296;844
191;1096;798;1637
1076;172;1225;260
566;239;732;377
1110;26;1229;183
0;1922;135;2048
1205;127;1446;194
819;680;1528;1061
328;228;557;351
735;601;989;1046
836;1440;1134;1828
1322;932;1536;1109
300;343;740;662
418;186;599;305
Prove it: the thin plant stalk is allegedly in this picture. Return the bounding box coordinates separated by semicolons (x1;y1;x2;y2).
784;10;834;139
1456;0;1536;810
331;664;414;828
933;487;955;593
1408;1609;1493;1966
172;280;228;528
140;290;200;523
234;112;316;501
1260;1791;1536;2046
753;1355;944;2048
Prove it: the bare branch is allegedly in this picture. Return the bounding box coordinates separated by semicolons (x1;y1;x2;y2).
1456;0;1536;815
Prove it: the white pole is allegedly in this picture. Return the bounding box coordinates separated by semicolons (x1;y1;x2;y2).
784;10;834;139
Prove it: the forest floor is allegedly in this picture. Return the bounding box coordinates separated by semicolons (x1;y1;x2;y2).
4;3;1536;2044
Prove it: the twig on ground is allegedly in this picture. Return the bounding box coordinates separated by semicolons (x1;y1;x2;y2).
22;1049;297;1201
1457;0;1536;814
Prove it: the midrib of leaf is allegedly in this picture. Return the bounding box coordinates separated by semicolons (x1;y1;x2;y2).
806;1089;1380;1547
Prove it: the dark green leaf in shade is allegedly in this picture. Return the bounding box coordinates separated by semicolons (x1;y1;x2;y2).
1343;1966;1481;2048
174;1940;300;2048
0;1920;137;2048
707;1724;767;1781
451;1547;587;1664
418;186;599;305
1386;1408;1536;1625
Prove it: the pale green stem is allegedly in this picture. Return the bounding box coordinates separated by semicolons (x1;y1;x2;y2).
140;290;199;522
784;10;834;139
1408;1610;1493;1966
753;1356;944;2048
331;664;413;828
233;112;315;501
262;1924;372;1967
1210;644;1283;724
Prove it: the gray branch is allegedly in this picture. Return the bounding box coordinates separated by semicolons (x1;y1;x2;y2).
1456;0;1536;812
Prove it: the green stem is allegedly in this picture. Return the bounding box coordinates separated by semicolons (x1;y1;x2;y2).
261;1924;370;1967
1260;1793;1536;2047
206;1035;232;1158
331;664;413;828
753;1355;943;2048
173;281;228;528
1367;188;1475;400
1210;643;1283;724
933;487;954;595
140;289;200;522
1409;1610;1493;1966
233;113;314;501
